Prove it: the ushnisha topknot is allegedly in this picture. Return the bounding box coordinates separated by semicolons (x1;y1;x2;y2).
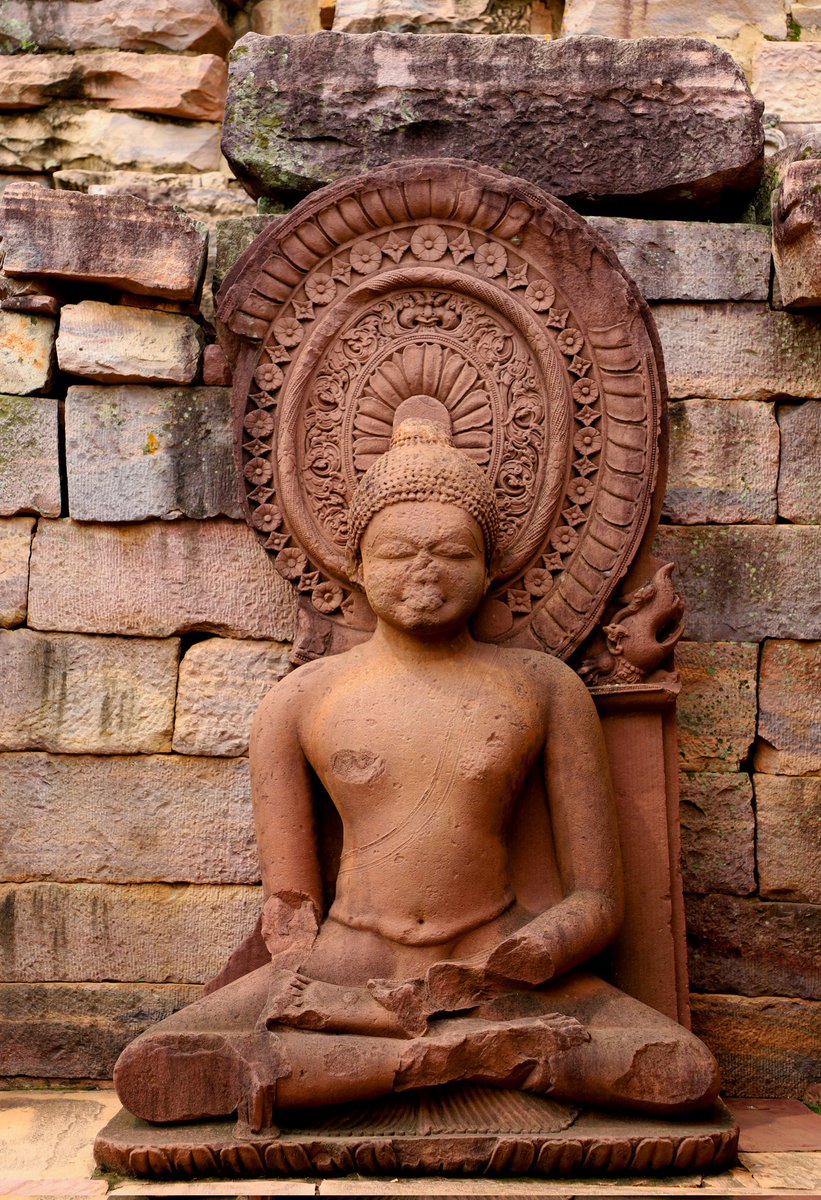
346;403;501;576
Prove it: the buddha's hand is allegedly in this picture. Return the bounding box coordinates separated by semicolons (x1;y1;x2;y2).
486;931;555;987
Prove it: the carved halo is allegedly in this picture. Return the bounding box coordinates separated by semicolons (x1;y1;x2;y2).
218;160;665;659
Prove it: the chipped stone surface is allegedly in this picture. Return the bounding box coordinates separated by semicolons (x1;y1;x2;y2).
0;1088;121;1183
0;394;60;516
0;882;261;983
654;526;821;641
0;629;179;754
0;0;232;55
65;386;240;522
756;639;821;775
333;0;530;33
173;637;291;756
665;400;779;524
680;772;756;896
28;518;296;640
0;311;54;395
778;402;821;523
677;642;758;772
57;302;202;385
0;515;34;627
1;185;208;301
202;343;232;386
213;214;278;296
0;752;256;883
562;0;787;39
223;33;763;206
756;775;821;905
753;42;821;124
652;303;821;401
772;159;821;309
252;0;322;34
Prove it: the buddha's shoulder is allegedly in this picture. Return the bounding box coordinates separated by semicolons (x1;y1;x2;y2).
253;652;347;720
496;645;592;702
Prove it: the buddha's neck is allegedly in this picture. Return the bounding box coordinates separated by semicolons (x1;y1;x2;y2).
371;619;477;667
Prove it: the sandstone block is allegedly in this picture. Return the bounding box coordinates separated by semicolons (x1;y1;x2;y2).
791;0;821;35
202;344;232;386
173;637;291;756
778;403;821;523
676;642;758;772
0;981;200;1079
562;0;786;39
756;640;821;774
652;303;821;401
252;0;322;34
772;159;821;309
333;0;530;33
691;994;821;1099
28;518;296;640
65;386;240;522
756;776;821;905
654;527;821;641
223;33;763;207
0;630;179;753
0;395;60;517
0;0;232;55
56;170;259;229
1;185;207;301
0;882;261;983
0;515;34;627
213;214;278;296
0;311;54;395
664;400;779;524
679;772;755;896
57;302;202;385
753;43;821;125
686;894;821;999
0;752;256;883
587;218;770;303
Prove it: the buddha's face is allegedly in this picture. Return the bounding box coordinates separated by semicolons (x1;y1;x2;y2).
359;500;488;636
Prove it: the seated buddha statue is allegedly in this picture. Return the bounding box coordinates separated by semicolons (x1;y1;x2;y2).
113;406;719;1133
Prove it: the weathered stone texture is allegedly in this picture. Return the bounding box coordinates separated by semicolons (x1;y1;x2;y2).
686;894;821;1000
680;772;755;896
756;776;821;905
213;214;277;295
57;302;202;385
586;219;770;303
1;185;208;301
252;0;322;34
0;982;201;1079
676;641;758;772
753;43;821;124
652;303;821;401
173;638;291;757
691;994;821;1099
28;518;296;640
0;882;261;983
655;526;821;642
223;33;763;206
0;0;232;54
756;640;821;774
65;386;240;522
0;395;60;517
772;160;821;310
791;0;821;36
664;400;778;524
0;516;34;627
0;753;256;884
778;403;821;523
0;630;179;754
0;311;54;396
333;0;530;33
562;0;787;39
202;344;232;386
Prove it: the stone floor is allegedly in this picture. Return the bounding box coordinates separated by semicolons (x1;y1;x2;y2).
1;1093;820;1199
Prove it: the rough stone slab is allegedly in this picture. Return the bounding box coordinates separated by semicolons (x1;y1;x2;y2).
65;386;240;522
0;882;261;983
653;526;821;641
0;982;201;1078
0;1089;121;1184
28;518;296;640
1;629;179;754
0;311;54;395
0;107;221;175
213;214;278;296
772;159;821;309
57;302;202;385
0;515;34;627
587;218;770;303
56;169;259;228
173;637;291;756
202;343;232;386
679;772;756;896
0;394;60;517
664;400;779;524
0;752;256;883
676;641;758;773
756;639;821;775
685;894;821;1000
778;403;821;523
0;52;227;122
562;0;786;39
652;302;821;401
691;994;821;1099
753;42;821;125
332;0;531;34
1;185;208;301
756;775;821;905
728;1098;821;1152
252;0;322;34
223;33;763;206
791;0;821;35
0;0;232;55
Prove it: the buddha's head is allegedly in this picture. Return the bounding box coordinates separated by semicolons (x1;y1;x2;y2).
347;398;500;636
